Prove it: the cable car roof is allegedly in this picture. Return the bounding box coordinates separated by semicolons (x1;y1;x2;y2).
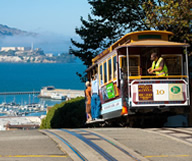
92;30;189;64
117;40;190;48
85;63;97;72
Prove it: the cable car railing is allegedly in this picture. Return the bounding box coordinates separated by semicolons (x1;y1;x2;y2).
128;75;188;80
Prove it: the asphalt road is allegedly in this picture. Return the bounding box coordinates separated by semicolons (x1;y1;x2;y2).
92;128;192;161
0;130;72;161
0;128;192;161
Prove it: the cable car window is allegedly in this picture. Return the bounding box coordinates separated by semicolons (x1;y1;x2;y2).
121;57;127;73
104;62;107;83
120;56;139;76
113;56;117;79
108;59;112;81
129;56;140;76
162;55;182;75
99;64;103;85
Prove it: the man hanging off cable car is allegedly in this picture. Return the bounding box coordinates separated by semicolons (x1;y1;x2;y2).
147;52;168;76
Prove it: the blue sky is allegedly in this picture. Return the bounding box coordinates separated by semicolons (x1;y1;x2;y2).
0;0;91;53
0;0;91;35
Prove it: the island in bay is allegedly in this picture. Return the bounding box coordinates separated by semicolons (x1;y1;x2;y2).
0;47;75;63
0;24;75;63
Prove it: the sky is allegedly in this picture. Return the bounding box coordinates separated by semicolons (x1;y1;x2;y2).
0;0;91;53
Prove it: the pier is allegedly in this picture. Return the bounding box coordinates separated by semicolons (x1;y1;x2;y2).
0;87;84;99
0;91;40;95
39;86;84;99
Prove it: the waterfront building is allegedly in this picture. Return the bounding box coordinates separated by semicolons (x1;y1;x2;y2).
0;116;41;131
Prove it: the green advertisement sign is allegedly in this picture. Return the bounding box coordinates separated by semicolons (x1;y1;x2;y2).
171;86;181;94
106;83;115;99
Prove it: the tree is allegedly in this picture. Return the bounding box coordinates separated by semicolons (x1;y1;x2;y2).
143;0;192;52
69;0;149;81
69;15;117;67
69;15;118;81
89;0;149;33
70;0;192;81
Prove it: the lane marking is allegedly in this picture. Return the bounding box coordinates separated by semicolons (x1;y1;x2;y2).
144;154;191;158
0;155;67;158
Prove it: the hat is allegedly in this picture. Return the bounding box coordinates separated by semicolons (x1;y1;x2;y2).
85;81;90;87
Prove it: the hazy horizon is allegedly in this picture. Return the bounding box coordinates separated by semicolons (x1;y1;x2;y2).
0;0;91;53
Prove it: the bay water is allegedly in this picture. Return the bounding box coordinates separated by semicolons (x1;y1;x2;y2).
0;63;86;116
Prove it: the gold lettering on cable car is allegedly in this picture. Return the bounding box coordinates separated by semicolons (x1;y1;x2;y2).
156;90;165;95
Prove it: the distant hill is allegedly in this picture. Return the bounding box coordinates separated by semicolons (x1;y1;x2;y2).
0;24;36;36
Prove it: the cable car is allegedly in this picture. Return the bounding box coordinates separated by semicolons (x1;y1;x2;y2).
86;30;190;126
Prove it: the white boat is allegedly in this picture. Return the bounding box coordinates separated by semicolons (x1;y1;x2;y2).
23;103;43;111
50;93;66;100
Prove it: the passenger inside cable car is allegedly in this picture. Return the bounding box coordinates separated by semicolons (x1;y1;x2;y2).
119;47;184;79
147;52;168;76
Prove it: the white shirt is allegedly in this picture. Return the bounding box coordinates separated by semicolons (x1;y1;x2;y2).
91;79;99;94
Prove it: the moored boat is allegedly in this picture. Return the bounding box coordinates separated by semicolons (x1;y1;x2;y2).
50;93;66;100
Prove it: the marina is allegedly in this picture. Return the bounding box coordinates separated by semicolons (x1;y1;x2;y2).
0;101;46;117
0;94;49;131
0;86;84;112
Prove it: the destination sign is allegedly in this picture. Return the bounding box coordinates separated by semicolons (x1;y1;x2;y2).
138;85;153;101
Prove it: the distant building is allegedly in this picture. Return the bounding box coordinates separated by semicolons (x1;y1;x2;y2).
39;86;84;99
0;116;41;131
15;51;25;55
35;48;42;51
45;53;53;57
5;124;40;130
1;47;30;52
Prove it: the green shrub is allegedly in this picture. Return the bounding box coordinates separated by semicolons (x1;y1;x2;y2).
40;97;86;129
